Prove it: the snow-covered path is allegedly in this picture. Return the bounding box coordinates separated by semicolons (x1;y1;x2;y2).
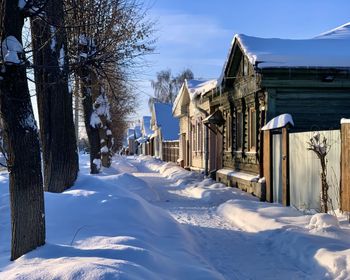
125;157;311;279
1;155;349;279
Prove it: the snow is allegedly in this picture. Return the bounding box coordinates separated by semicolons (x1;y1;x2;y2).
217;169;259;182
134;125;142;139
1;155;350;279
236;33;350;68
21;113;38;130
79;35;88;46
173;79;217;113
89;111;101;128
315;22;350;40
141;116;153;137
153;103;179;141
127;128;135;140
136;136;147;144
94;93;111;120
261;113;294;130
308;213;340;231
341;118;350;124
186;79;217;100
92;158;101;168
1;36;23;64
50;26;56;52
59;46;65;71
100;146;108;154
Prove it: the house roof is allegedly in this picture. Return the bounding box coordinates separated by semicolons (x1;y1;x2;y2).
134;125;142;139
141;116;153;137
153;102;179;141
261;114;294;131
218;22;350;85
127;128;135;140
186;79;217;100
315;22;350;39
173;79;217;114
236;34;350;69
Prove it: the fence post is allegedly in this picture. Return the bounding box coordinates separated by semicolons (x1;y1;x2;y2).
341;121;350;211
263;130;273;202
282;127;290;206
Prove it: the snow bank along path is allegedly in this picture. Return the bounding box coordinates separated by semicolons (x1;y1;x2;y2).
0;155;349;279
133;156;350;280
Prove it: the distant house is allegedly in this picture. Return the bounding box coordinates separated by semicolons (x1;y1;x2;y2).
212;23;350;199
138;116;153;155
127;128;136;155
173;79;217;173
134;125;142;154
150;102;179;159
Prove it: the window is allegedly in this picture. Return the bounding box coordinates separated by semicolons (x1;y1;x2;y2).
226;113;232;151
243;57;249;76
248;108;257;151
236;111;243;151
191;123;196;153
195;119;203;153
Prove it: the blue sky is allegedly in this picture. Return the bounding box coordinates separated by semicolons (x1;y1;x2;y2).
133;0;350;120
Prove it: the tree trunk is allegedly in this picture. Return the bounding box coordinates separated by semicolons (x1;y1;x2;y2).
31;0;78;192
81;79;101;174
320;157;329;213
0;0;45;260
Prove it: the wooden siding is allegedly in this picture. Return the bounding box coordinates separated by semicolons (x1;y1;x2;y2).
341;124;350;211
267;89;350;131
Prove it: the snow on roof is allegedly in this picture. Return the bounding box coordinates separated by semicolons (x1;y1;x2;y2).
127;128;135;140
172;83;186;114
173;79;217;114
134;125;142;139
142;116;153;137
186;79;217;100
261;114;294;131
218;23;350;84
315;22;350;39
153;103;179;141
237;33;350;68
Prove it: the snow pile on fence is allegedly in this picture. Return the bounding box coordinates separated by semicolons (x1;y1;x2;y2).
0;155;221;280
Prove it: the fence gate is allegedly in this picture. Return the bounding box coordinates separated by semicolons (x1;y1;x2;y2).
272;134;283;204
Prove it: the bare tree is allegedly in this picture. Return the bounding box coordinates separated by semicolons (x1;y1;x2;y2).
0;0;45;260
307;132;331;213
65;0;154;173
150;68;194;106
31;0;79;192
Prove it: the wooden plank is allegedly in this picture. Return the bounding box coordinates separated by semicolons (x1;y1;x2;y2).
282;127;290;206
263;131;273;202
341;123;350;211
262;80;350;88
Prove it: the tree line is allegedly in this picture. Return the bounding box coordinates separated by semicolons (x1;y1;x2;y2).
0;0;153;260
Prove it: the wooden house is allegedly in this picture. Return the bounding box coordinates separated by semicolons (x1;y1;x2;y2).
138;116;153;155
213;27;350;199
126;128;136;155
150;102;179;159
172;80;217;173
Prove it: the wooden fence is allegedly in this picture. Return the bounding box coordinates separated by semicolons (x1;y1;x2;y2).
264;127;344;211
162;141;179;163
289;130;340;211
